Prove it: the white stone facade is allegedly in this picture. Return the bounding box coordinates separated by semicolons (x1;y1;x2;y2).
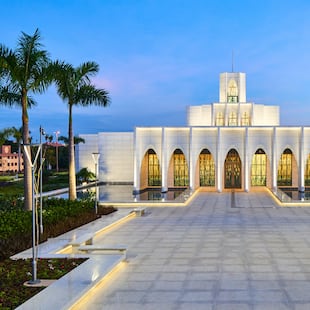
77;72;310;193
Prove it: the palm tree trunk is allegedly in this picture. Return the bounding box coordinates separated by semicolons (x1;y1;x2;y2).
18;142;21;174
68;104;77;200
22;91;32;211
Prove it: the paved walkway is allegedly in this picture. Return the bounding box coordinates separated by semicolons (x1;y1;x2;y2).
72;190;310;310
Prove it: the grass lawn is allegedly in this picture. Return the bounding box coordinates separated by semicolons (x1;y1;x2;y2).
0;172;69;197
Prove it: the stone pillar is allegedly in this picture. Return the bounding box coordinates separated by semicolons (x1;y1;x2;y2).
272;127;277;191
216;127;222;192
299;127;305;192
244;127;249;192
161;128;168;193
189;127;194;190
133;129;139;194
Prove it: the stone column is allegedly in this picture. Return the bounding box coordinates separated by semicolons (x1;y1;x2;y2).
244;127;249;192
272;127;277;191
216;127;222;192
161;128;168;193
299;127;305;192
133;128;139;194
189;127;194;190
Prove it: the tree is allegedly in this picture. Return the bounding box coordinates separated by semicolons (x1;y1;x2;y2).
58;135;85;146
10;126;23;173
76;167;95;184
0;127;12;147
0;29;53;210
53;61;109;200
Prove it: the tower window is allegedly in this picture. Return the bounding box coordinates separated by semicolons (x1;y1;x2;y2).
227;79;238;103
216;112;224;126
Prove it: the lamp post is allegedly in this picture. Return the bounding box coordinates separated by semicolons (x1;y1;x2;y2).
92;152;100;214
54;130;60;172
39;126;45;234
22;143;41;284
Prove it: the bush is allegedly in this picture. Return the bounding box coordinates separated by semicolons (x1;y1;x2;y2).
0;197;116;260
76;168;95;184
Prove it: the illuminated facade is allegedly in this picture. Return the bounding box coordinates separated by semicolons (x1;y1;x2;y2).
77;72;310;193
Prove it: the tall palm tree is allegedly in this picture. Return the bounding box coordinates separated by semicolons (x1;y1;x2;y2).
10;126;23;173
0;29;52;210
53;61;110;200
58;135;85;146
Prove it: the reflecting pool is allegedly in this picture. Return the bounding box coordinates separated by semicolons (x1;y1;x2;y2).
55;184;189;203
274;188;310;202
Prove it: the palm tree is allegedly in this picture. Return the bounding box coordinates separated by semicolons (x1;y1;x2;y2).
10;126;23;173
0;29;52;210
58;135;85;146
0;127;13;147
53;61;110;200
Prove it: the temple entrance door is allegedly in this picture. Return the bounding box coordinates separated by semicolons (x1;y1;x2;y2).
224;149;242;189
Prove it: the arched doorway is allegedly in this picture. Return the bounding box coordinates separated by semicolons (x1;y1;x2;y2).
140;149;161;189
173;149;189;186
199;149;215;186
277;148;292;186
251;148;267;186
147;149;161;186
224;149;241;189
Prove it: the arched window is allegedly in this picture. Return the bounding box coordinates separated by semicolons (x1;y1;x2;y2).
277;149;292;186
251;149;266;186
174;149;189;186
199;149;215;186
228;112;237;126
216;112;224;126
148;149;161;186
227;79;238;102
241;112;250;126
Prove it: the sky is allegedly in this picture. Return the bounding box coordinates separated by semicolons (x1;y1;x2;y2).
1;0;310;142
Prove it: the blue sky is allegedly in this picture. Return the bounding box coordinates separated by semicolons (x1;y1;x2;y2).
1;0;310;142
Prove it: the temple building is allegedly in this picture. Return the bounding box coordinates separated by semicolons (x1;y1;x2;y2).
77;71;310;193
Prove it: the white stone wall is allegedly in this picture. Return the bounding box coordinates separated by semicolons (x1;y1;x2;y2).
252;105;279;126
76;134;99;174
77;132;134;183
98;132;134;183
186;105;212;126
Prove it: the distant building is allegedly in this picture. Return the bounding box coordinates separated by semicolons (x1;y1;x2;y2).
77;71;310;193
0;145;24;173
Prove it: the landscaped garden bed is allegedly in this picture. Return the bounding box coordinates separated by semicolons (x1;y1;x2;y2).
0;195;116;308
0;257;87;309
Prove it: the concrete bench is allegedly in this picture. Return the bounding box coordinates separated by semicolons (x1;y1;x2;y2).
132;208;145;216
16;255;124;310
78;245;127;258
68;233;93;246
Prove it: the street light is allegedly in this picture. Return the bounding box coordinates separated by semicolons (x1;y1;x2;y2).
92;152;100;214
39;126;45;234
54;130;60;172
22;143;41;284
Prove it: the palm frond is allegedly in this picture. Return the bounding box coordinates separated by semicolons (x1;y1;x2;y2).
74;84;110;107
0;85;36;107
76;61;99;86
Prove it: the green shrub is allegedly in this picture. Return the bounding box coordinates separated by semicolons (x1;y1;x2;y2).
0;197;99;259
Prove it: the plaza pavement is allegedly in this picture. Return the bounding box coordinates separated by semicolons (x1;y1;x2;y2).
72;190;310;310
